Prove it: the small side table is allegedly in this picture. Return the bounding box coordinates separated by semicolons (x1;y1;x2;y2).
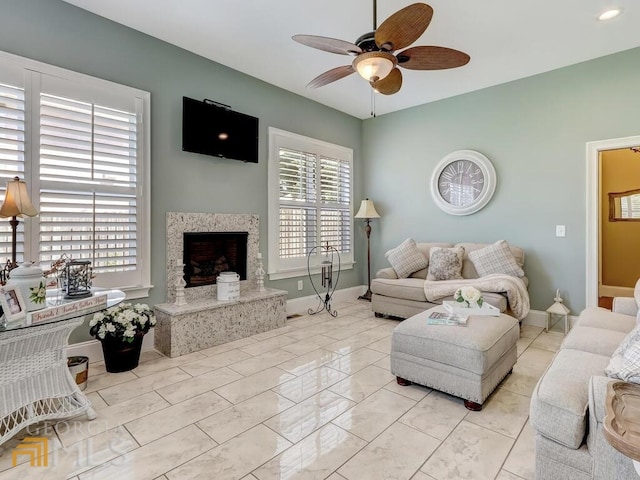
603;381;640;476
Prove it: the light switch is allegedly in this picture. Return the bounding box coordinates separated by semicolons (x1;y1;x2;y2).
556;225;566;237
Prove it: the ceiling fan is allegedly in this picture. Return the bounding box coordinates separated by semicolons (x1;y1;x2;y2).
292;2;470;95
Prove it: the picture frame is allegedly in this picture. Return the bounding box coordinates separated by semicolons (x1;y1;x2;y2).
0;284;27;323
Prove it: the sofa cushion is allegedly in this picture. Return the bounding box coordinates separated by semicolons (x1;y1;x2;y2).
371;277;427;302
385;238;429;279
606;323;640;383
530;348;611;449
562;326;628;357
427;246;464;281
468;240;525;278
457;242;525;279
408;242;453;279
576;307;637;333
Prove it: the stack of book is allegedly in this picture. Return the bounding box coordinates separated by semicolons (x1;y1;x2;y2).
427;311;468;326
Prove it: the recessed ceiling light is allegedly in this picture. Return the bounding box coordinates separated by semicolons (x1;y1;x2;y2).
598;8;621;21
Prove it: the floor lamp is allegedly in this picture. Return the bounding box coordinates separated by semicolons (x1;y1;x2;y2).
355;198;380;301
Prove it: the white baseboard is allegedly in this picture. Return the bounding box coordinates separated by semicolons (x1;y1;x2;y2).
286;285;367;316
66;330;156;364
522;309;579;330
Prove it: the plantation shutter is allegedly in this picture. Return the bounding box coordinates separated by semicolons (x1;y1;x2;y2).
0;76;26;263
38;79;140;278
319;156;351;253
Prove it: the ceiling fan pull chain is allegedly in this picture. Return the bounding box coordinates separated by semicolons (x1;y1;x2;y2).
373;0;377;30
371;89;376;118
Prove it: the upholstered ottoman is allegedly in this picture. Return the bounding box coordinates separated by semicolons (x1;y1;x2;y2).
391;306;519;410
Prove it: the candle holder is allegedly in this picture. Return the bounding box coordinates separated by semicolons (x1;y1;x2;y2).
174;262;187;306
307;243;340;317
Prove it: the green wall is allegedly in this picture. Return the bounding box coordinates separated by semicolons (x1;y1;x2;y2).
362;46;640;312
0;0;364;343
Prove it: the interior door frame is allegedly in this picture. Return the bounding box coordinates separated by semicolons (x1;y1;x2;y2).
586;134;640;307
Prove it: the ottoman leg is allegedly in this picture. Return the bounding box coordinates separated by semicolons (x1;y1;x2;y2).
464;400;482;411
396;376;412;386
374;312;384;318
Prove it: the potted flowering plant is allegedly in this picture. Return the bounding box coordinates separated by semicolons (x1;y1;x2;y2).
89;303;156;372
454;286;484;308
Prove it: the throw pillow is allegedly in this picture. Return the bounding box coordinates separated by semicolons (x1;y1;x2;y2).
468;240;525;277
427;246;464;281
385;238;429;279
606;324;640;382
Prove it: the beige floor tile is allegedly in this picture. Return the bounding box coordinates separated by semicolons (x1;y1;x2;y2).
139;349;164;363
263;390;355;443
215;367;296;404
228;348;297;376
322;315;362;329
496;470;527;479
399;391;468;441
275;366;349;403
0;423;63;472
253;424;366;480
286;315;325;329
241;475;259;480
125;391;231;445
239;335;298;356
324;329;390;355
279;334;337;356
98;367;191;405
156;366;243;404
84;370;137;394
55;391;169;446
197;390;295;444
516;347;556;372
517;336;535;357
503;421;535;480
464;388;531;438
166;425;290;480
326;348;387;374
529;332;564;353
519;325;544;339
410;472;436;480
276;349;342;376
79;425;216;480
332;389;416;441
500;363;545;398
384;379;431;401
366;336;392;354
179;349;253;376
420;420;514;480
251;325;300;341
328;365;394;402
89;361;107;377
283;324;334;340
86;391;109;410
323;322;381;341
198;336;257;356
325;474;348;480
339;422;440;480
373;355;390;371
132;351;206;377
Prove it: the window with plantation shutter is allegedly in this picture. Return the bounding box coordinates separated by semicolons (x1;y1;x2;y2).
268;128;353;279
0;50;151;297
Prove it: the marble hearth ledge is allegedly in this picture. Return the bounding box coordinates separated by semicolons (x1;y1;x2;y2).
153;288;287;358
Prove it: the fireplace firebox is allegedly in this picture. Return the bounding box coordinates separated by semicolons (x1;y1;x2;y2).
183;232;248;288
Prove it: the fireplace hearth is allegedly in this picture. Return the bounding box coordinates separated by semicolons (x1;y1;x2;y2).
183;232;248;287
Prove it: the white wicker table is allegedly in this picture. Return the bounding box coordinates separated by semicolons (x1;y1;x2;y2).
0;289;124;446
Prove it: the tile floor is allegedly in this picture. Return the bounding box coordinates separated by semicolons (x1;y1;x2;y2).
0;299;562;480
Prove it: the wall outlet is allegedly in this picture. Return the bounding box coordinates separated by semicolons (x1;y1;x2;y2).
297;280;303;290
556;225;566;237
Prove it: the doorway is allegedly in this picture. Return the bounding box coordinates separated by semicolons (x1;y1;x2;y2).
586;135;640;308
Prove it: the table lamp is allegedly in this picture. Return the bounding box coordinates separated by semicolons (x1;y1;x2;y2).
0;176;38;271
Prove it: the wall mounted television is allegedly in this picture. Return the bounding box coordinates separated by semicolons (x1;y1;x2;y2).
182;97;259;163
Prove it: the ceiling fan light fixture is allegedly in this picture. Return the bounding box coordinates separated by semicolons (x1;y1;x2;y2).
353;52;396;82
598;8;621;20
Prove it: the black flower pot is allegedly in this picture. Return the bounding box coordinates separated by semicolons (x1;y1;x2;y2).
100;334;144;373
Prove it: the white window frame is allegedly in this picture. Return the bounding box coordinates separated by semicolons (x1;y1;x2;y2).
268;127;354;280
0;50;151;299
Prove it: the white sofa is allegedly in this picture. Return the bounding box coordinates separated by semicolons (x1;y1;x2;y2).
371;241;527;319
530;296;639;479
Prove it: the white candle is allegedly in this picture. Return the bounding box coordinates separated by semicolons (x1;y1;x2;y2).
257;252;262;259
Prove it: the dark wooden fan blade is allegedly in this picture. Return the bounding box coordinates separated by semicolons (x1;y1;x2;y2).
375;3;433;52
293;35;362;55
397;46;470;70
307;65;355;89
371;68;402;95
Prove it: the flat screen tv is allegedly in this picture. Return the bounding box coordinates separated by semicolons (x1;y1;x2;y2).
182;97;259;163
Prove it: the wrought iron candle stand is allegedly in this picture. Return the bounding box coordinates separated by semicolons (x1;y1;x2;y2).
307;243;340;317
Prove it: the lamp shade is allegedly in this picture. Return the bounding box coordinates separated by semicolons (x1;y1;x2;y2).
352;52;396;82
354;198;381;219
0;176;38;218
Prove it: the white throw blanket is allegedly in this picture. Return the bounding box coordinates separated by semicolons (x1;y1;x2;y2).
423;274;530;320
